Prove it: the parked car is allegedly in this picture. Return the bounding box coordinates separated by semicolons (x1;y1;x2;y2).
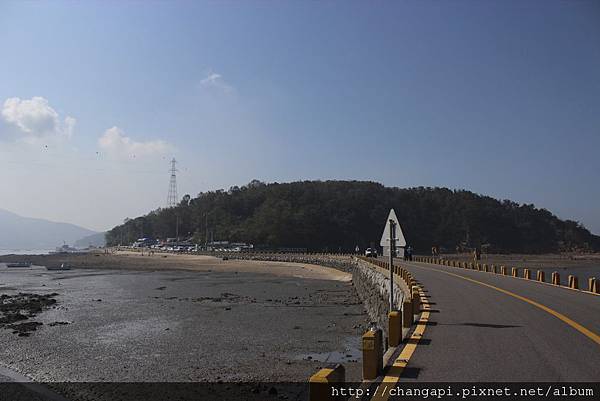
365;248;378;258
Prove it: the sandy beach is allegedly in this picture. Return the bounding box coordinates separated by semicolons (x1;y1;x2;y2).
0;251;352;282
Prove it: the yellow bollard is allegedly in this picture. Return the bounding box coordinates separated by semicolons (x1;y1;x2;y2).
537;270;545;282
568;275;579;289
411;287;421;315
524;269;531;280
483;264;488;272
388;311;402;347
309;364;345;401
589;277;598;293
552;272;560;285
491;264;497;274
512;267;518;277
362;328;383;380
500;266;507;275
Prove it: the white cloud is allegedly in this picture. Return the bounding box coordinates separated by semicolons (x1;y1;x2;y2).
98;126;172;159
1;97;75;143
199;71;234;93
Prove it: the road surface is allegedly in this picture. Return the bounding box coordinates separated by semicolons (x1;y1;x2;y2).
391;259;599;381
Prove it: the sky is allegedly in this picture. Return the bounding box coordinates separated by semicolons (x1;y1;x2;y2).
0;1;599;234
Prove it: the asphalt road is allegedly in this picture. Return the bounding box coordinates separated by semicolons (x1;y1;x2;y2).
396;260;600;381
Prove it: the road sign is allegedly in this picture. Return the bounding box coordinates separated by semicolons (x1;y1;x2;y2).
380;209;406;248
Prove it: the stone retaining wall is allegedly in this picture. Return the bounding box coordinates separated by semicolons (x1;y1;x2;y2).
352;259;405;338
214;252;355;273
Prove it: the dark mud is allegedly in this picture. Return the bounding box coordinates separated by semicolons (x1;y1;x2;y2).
0;293;59;336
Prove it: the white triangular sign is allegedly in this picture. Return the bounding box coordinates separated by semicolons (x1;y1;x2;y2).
380;209;406;247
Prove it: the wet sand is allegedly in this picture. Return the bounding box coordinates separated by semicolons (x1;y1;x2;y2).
0;253;368;391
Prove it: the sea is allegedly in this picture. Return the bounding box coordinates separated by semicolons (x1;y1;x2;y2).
0;249;52;256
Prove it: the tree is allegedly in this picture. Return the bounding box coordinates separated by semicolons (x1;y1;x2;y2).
105;180;600;253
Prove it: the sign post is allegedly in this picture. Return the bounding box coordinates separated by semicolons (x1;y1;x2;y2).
380;209;406;311
388;219;396;312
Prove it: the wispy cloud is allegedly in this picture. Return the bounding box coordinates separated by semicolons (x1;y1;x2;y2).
1;96;75;144
98;126;172;160
199;70;234;93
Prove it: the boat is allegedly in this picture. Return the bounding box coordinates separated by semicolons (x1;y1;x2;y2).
6;262;32;268
46;263;72;271
49;243;80;255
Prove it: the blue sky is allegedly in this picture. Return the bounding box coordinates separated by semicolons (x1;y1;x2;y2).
0;1;599;234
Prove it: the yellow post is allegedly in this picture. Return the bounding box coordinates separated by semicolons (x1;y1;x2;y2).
524;269;531;280
589;277;598;293
362;329;383;380
568;275;579;289
411;287;421;315
537;270;545;282
491;264;497;274
309;364;345;401
512;267;518;277
500;266;507;275
388;311;401;347
552;272;560;285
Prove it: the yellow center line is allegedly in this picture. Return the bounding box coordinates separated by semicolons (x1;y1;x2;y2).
414;264;600;346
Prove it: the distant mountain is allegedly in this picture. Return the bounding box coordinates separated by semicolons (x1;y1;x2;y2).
0;208;97;250
74;232;106;248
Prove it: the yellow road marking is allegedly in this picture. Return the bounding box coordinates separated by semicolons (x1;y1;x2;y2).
370;286;430;401
414;264;600;346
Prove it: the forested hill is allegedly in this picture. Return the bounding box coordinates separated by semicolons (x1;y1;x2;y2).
106;180;599;254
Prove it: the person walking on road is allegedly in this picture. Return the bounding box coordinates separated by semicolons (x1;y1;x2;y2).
431;246;438;258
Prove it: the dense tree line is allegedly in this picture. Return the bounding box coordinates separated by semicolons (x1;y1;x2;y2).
106;180;600;254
